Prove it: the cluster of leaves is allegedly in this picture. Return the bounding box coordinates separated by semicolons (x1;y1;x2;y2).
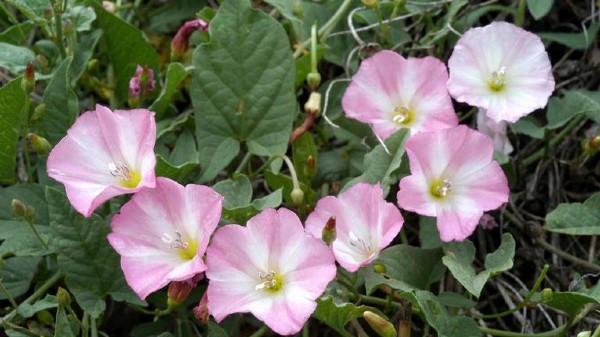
0;0;599;337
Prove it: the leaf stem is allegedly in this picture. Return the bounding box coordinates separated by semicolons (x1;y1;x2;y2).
51;0;67;58
0;278;18;309
478;264;549;319
234;152;252;175
514;0;526;27
536;238;600;272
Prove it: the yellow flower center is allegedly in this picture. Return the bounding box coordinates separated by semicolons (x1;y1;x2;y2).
161;231;198;260
391;106;414;126
488;66;507;92
255;271;284;293
109;162;141;189
430;178;452;199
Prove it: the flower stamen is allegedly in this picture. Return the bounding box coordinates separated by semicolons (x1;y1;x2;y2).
348;231;375;259
108;162;141;189
162;231;197;260
430;179;452;199
391;106;414;126
488;66;507;92
255;271;284;293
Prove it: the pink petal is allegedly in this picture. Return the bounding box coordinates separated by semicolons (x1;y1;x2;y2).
397;175;436;216
437;208;483;242
448;21;554;122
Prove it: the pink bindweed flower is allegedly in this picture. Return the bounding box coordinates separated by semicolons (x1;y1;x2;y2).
396;125;509;242
128;65;156;104
171;19;209;60
107;177;223;300
342;50;458;140
305;183;404;272
447;21;555;123
47;105;156;217
206;208;336;335
476;109;513;155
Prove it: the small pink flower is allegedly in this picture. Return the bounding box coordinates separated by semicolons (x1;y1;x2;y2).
447;21;555;123
107;177;223;300
476;109;513;155
396;125;509;242
305;183;404;272
47;105;156;217
128;65;155;101
206;208;336;335
171;19;209;60
342;50;458;140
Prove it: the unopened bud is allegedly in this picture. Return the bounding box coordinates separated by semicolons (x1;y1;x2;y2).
363;311;396;337
102;1;116;13
291;188;304;206
362;0;379;8
87;59;99;72
304;92;321;117
11;199;27;218
193;292;209;325
31;104;46;122
292;0;304;18
57;287;71;306
583;135;600;155
541;288;553;301
373;262;386;274
322;216;336;245
306;72;321;91
21;63;35;93
27;133;51;155
36;310;54;325
171;19;209;61
167;280;195;307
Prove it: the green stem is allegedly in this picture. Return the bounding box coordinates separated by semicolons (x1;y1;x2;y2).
21;97;32;182
249;326;269;337
374;5;389;44
480;325;566;337
0;279;18;309
514;0;526;27
293;0;353;57
0;320;40;337
234;152;252;175
592;324;600;337
52;0;67;58
91;316;98;337
1;270;63;323
521;115;584;167
25;219;48;249
310;24;318;74
479;264;549;319
282;155;300;191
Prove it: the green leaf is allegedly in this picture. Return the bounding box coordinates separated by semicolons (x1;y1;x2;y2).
5;0;49;19
542;284;600;320
0;42;35;74
0;22;34;45
46;187;138;318
0;256;40;300
265;0;301;22
155;155;198;181
150;62;188;118
364;244;444;294
419;216;443;249
265;170;317;207
357;129;410;196
156;130;199;180
0;77;26;184
39;57;79;145
213;174;253;209
527;0;553;20
539;22;600;50
55;305;76;337
17;294;57;318
510;116;545;139
545;193;600;235
207;321;229;337
0;220;52;256
70;30;102;83
547;90;600;129
292;132;317;183
442;234;515;297
92;3;160;100
313;296;373;335
191;0;296;181
63;6;96;32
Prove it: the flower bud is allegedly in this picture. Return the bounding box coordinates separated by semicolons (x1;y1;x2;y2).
306;72;321;91
291;188;304;206
582;135;600;155
478;213;498;230
87;59;99;72
36;310;54;326
31;104;46;122
11;199;27;218
362;0;379;8
167;280;195;307
292;0;304;18
541;288;553;301
171;19;209;61
363;311;396;337
322;216;336;245
57;287;71;306
128;65;156;106
193;292;209;325
304;92;321;117
21;63;35;93
102;1;116;13
27;133;51;155
373;262;386;274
